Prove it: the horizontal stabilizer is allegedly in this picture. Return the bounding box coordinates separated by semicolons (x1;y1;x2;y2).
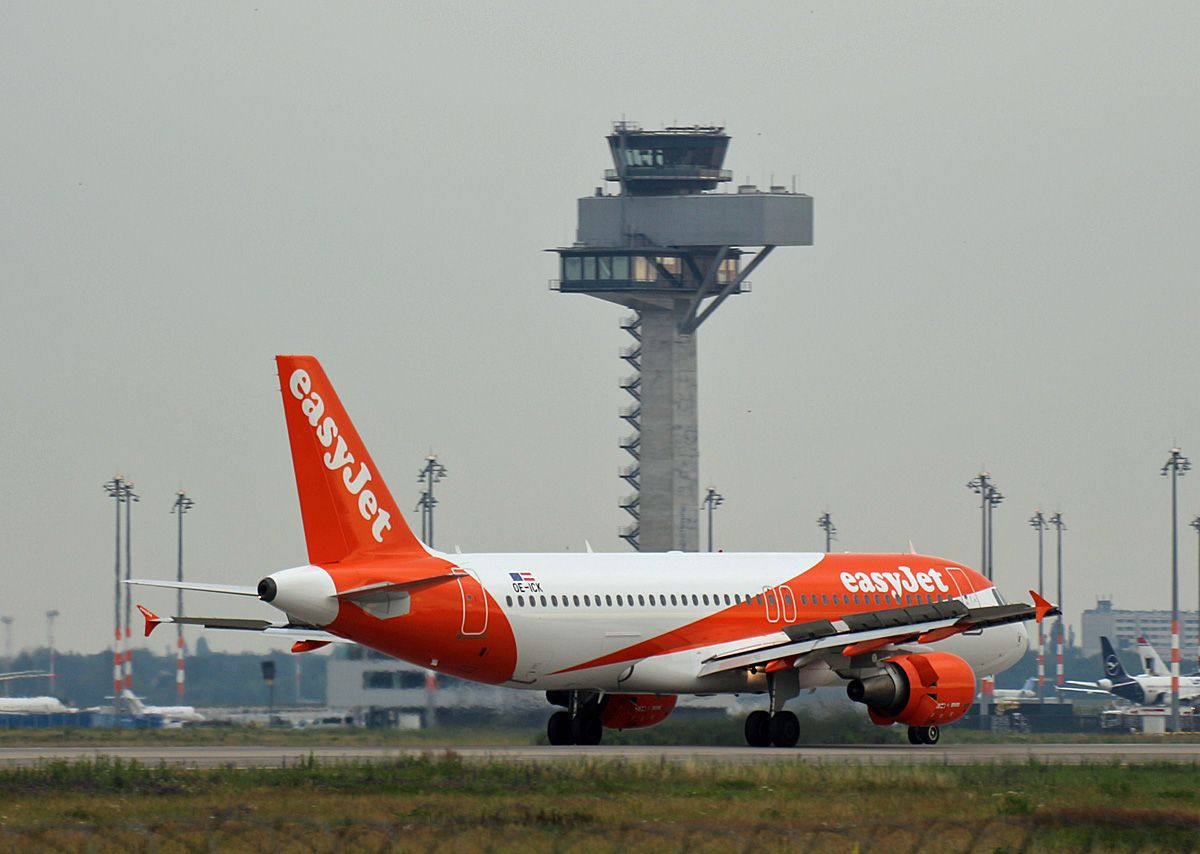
135;603;351;647
127;579;259;597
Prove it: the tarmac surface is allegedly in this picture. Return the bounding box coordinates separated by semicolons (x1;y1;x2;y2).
2;742;1200;768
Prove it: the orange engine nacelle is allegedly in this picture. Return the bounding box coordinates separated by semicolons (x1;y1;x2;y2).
846;651;976;728
599;694;678;730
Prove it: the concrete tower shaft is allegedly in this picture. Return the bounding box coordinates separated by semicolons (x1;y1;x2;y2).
554;123;811;552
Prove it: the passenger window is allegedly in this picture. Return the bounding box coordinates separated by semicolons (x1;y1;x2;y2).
692;595;699;606
540;596;547;606
853;594;860;606
724;594;731;605
605;595;612;606
670;594;677;606
660;595;667;605
616;595;623;606
573;595;580;606
518;596;525;607
782;590;793;607
583;595;590;606
551;596;558;606
822;594;829;606
506;596;513;607
638;595;645;606
702;594;709;606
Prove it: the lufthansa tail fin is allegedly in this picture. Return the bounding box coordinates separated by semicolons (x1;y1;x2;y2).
276;356;427;565
1100;636;1132;682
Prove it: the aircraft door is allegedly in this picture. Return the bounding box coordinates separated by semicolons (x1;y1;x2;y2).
457;570;488;637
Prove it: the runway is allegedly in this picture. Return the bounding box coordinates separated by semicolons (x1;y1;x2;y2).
2;742;1200;768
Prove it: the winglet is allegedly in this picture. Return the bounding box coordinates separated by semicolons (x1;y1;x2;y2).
1030;590;1056;624
291;640;331;653
137;604;163;638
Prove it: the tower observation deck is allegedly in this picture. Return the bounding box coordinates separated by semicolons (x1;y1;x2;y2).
553;122;812;552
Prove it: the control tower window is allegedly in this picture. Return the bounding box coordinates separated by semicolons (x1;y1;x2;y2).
633;257;655;282
611;255;630;280
563;256;581;281
582;256;596;280
597;256;612;279
624;148;665;167
716;257;739;284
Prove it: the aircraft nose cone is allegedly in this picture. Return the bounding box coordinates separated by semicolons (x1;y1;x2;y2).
258;577;278;602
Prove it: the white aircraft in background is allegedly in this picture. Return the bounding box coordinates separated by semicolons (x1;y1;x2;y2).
0;696;72;715
1066;636;1200;706
991;676;1038;700
120;690;204;726
130;355;1056;747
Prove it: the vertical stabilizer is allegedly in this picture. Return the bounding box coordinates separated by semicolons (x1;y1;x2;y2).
1100;636;1132;681
1136;636;1168;677
276;356;426;564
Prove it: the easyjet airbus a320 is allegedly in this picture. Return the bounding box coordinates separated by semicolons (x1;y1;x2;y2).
132;356;1056;747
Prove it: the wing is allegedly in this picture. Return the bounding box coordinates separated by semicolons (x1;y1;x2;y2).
697;594;1056;678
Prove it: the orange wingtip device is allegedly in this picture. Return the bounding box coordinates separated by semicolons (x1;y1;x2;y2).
1031;590;1055;624
291;640;331;653
136;604;162;638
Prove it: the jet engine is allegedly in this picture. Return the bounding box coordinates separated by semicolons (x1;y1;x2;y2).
598;694;677;730
846;652;975;727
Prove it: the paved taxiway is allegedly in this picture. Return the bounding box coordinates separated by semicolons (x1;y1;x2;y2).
2;743;1200;768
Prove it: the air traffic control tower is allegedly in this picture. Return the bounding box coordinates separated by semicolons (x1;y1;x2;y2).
553;123;812;552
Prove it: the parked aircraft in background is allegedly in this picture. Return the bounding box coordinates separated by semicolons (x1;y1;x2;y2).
0;696;71;715
1067;636;1200;706
120;690;204;726
131;356;1054;747
991;676;1038;701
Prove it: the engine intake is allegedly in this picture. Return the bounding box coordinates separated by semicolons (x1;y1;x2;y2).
847;651;975;728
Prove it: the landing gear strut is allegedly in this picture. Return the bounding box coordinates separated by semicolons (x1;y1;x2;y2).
546;691;603;746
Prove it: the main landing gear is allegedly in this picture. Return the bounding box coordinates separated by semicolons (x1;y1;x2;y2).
745;668;802;747
744;710;800;748
546;690;603;746
907;725;940;745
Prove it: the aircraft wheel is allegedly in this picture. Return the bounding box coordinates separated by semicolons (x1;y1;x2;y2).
769;711;800;748
572;712;603;745
745;710;772;747
547;711;574;745
907;726;923;745
921;725;940;745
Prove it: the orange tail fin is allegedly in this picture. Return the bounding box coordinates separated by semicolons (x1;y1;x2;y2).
276;355;426;564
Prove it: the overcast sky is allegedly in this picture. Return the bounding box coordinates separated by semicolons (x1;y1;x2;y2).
2;3;1198;657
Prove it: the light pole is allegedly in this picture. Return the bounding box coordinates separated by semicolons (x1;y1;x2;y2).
1030;510;1048;702
416;455;447;548
817;512;837;553
121;480;138;695
1192;514;1200;671
0;617;10;697
1162;448;1190;732
701;488;723;552
45;610;59;697
1048;512;1065;697
967;473;1003;580
171;490;194;698
102;476;127;709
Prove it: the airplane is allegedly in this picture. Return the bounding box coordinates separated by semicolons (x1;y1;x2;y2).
1067;636;1200;706
991;676;1038;701
0;696;73;715
130;355;1055;748
119;690;205;726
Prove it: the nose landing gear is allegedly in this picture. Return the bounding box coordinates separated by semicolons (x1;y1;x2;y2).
546;690;603;746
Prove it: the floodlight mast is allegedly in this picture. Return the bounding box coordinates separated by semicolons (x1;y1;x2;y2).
170;491;194;697
416;455;447;548
1162;447;1190;732
553;123;812;552
1030;510;1049;702
1192;514;1200;671
1048;512;1066;697
701;487;723;552
817;512;837;553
